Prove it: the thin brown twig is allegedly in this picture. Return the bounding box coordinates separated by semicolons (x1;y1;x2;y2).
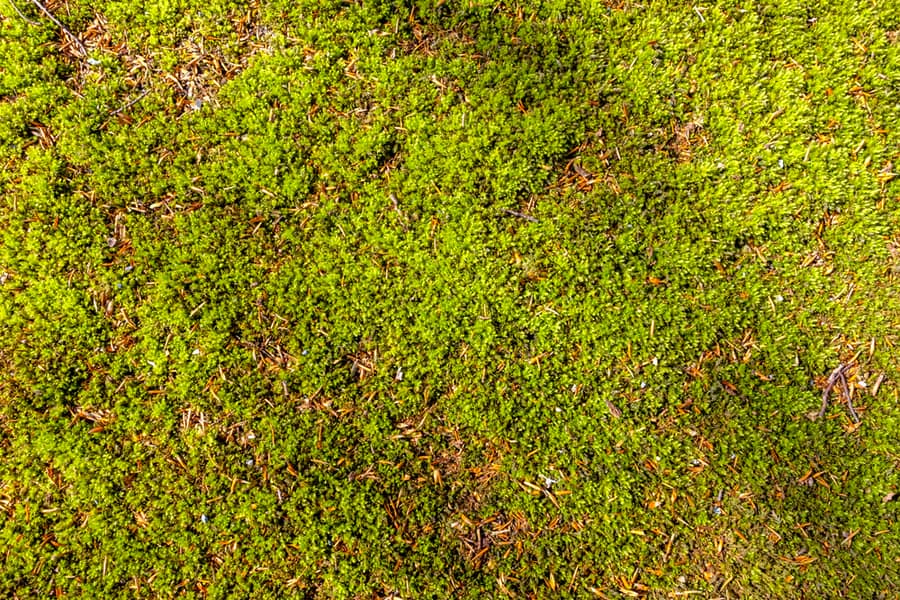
7;0;40;26
816;363;860;422
27;0;88;56
388;193;408;231
502;208;539;223
872;372;885;397
838;370;859;423
572;162;594;181
816;363;846;420
109;88;149;116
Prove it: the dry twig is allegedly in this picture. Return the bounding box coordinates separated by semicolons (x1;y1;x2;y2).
7;0;39;26
27;0;88;56
837;368;859;423
816;364;844;419
109;88;149;116
502;208;539;223
815;363;859;422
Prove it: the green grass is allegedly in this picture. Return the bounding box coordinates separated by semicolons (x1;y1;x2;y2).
1;0;899;597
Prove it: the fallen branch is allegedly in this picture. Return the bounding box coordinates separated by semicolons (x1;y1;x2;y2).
27;0;88;56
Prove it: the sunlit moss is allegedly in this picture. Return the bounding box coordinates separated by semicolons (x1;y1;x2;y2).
1;0;899;597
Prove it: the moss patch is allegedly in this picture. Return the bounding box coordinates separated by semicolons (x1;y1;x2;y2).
2;0;899;597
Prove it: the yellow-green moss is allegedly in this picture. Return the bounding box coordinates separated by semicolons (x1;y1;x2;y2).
1;0;899;597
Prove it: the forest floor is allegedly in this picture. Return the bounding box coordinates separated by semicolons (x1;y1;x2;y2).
1;0;899;597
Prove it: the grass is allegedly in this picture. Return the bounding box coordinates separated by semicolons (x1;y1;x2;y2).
1;0;899;597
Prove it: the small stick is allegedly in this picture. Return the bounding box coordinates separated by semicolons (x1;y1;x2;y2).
871;372;885;398
109;89;149;116
502;208;538;223
7;0;40;26
388;193;408;231
27;0;88;56
838;370;859;423
573;163;593;181
816;363;846;419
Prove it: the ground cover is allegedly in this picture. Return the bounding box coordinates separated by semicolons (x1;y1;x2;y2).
1;0;899;597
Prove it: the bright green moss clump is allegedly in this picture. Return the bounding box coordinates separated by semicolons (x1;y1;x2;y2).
1;0;899;597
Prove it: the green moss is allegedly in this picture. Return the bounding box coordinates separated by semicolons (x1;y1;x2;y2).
1;0;899;596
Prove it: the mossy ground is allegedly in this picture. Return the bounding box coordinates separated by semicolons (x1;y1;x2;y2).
1;0;899;597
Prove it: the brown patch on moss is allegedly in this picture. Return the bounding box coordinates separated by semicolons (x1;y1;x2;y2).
69;404;115;432
888;235;900;276
237;290;295;376
397;19;479;60
346;341;378;382
668;115;708;162
550;128;623;196
57;3;272;114
457;511;533;569
28;121;57;150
